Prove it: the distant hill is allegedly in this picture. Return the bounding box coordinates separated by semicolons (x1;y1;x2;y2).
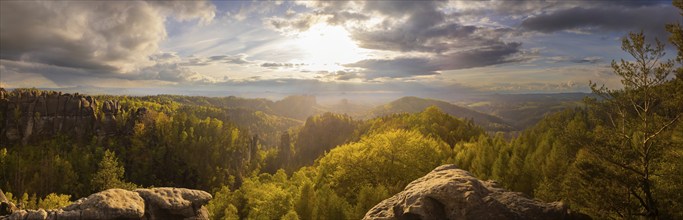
371;96;514;131
318;99;374;119
459;93;590;129
156;94;321;121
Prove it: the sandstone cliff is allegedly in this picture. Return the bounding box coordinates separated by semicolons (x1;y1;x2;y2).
0;88;122;145
364;165;590;220
1;187;211;220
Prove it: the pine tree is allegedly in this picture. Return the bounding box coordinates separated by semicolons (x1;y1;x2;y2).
90;150;136;191
278;132;292;170
577;31;680;218
295;181;317;220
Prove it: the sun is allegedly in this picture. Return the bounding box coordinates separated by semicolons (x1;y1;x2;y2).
294;23;365;72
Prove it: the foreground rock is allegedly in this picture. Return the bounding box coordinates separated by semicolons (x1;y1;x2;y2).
0;190;16;216
1;187;211;220
364;165;590;220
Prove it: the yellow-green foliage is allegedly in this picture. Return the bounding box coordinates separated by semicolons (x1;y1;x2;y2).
37;193;71;209
317;129;451;200
364;106;484;147
3;192;71;210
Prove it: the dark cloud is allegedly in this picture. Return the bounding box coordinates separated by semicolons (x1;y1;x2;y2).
0;52;216;86
454;0;669;18
346;42;523;79
0;1;163;72
546;56;603;64
260;62;304;68
352;24;488;53
573;56;603;64
437;43;524;70
314;70;362;81
272;0;680;81
183;54;251;66
333;71;361;81
349;1;508;54
266;13;324;32
326;11;370;25
0;0;215;83
275;0;524;77
521;5;680;40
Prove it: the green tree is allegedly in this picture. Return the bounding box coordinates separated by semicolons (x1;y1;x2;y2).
315;185;351;220
277;131;292;171
294;113;357;167
37;193;71;209
576;32;680;218
240;172;294;220
281;210;300;220
352;185;389;219
317;129;451;200
223;204;240;220
295;181;317;220
91;150;136;191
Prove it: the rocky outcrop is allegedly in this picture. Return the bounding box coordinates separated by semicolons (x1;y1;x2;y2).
134;188;211;220
1;188;211;220
0;88;123;144
364;165;590;220
0;190;16;216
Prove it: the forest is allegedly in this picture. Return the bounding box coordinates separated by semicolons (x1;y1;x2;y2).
1;3;683;220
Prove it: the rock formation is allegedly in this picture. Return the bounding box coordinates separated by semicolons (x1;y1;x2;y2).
0;88;123;145
0;190;16;216
1;187;211;220
364;165;590;220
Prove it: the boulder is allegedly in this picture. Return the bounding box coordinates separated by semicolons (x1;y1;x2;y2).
61;188;145;220
135;188;212;220
24;209;47;220
363;165;590;220
0;190;16;216
6;210;26;220
0;188;211;220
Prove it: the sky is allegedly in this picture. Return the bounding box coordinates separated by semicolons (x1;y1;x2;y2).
0;0;680;102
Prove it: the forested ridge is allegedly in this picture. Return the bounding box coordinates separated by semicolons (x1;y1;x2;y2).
2;3;683;220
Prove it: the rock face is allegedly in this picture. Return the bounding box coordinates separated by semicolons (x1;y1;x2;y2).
0;88;124;145
364;165;590;220
135;188;211;220
62;188;145;219
0;190;16;216
1;188;212;220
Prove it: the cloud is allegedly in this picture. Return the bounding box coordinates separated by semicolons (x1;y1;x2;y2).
331;70;362;81
149;1;215;24
260;62;304;69
345;58;439;79
183;54;252;66
521;5;679;40
267;0;525;79
573;56;603;64
139;52;217;83
437;43;524;69
350;1;518;54
0;52;217;87
346;42;523;79
266;13;328;33
0;0;216;84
